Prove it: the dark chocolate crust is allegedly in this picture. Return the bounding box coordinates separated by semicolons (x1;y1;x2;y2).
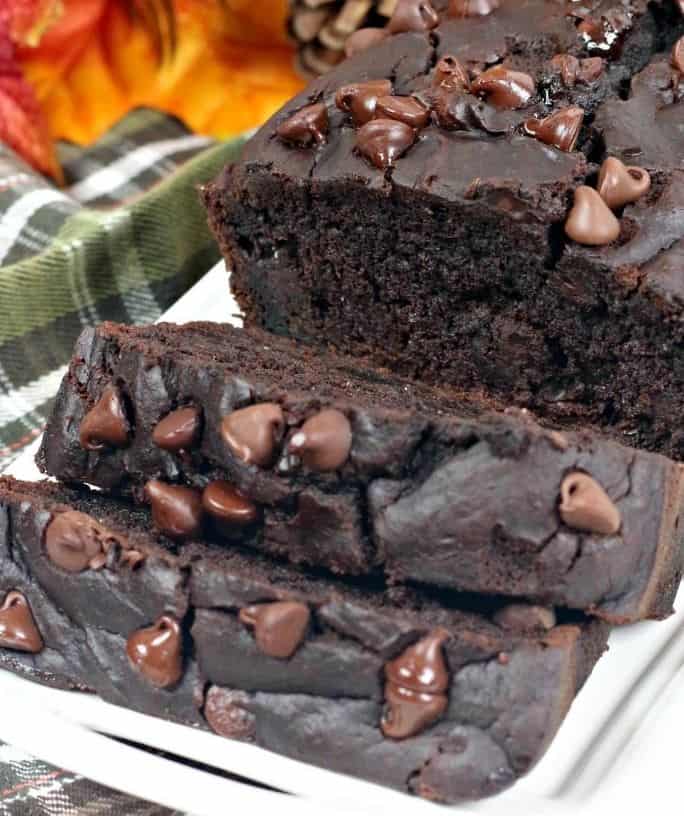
203;1;684;460
36;321;684;623
0;477;610;804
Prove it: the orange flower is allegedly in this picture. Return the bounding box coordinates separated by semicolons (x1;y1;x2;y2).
19;0;303;147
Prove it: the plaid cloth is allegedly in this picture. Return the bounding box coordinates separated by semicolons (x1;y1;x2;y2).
0;107;246;813
0;107;245;471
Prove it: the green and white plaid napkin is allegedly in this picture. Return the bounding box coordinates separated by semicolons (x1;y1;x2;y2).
0;107;244;471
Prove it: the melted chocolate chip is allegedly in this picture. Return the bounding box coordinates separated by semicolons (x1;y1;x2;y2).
524;106;584;152
493;604;557;633
0;592;43;653
145;480;204;540
79;385;130;451
335;80;393;126
431;89;472;130
152;406;202;452
448;0;499;16
577;57;604;84
387;0;439;33
559;472;621;535
276;103;329;147
356;118;416;170
221;403;285;467
239;602;310;659
202;481;258;526
565;186;621;246
44;510;117;573
432;56;470;92
471;66;535;109
382;629;450;739
672;37;684;75
126;615;183;688
597;157;650;210
120;549;146;569
288;409;353;472
345;27;388;58
375;96;430;129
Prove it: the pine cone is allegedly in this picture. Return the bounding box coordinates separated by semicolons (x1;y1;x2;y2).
289;0;397;76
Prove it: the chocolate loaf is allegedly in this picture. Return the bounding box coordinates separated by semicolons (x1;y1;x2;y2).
0;477;609;803
203;1;684;460
36;321;684;623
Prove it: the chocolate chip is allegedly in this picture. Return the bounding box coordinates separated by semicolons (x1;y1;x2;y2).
448;0;499;15
430;89;472;130
471;66;535;109
356;118;416;170
0;592;43;654
276;103;329;147
126;615;183;688
345;27;388;58
597;157;651;210
565;186;621;246
672;37;684;74
44;510;116;573
202;481;258;526
493;604;557;633
375;95;430;129
550;54;580;87
288;409;353;472
221;403;285;468
145;480;204;540
239;602;310;659
387;0;439;33
559;472;621;535
524;106;584;152
382;629;449;739
152;406;202;452
204;686;256;741
79;385;130;451
432;56;470;92
335;80;393;126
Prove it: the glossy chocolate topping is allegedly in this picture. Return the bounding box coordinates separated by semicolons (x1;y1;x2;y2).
432;55;470;92
381;628;450;739
79;385;130;451
239;601;310;659
335;80;393;126
471;66;535;109
276;103;329;147
559;472;621;536
0;591;43;653
45;510;117;573
375;95;431;129
565;186;621;245
145;480;204;540
287;409;352;472
202;480;258;526
524;106;584;152
126;614;183;688
152;406;202;452
387;0;439;33
356;118;416;169
597;157;651;209
221;403;285;468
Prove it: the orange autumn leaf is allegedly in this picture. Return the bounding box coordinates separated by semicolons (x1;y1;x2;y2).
20;0;303;146
9;0;63;46
0;4;62;180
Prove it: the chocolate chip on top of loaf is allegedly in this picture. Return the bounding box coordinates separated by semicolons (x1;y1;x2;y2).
37;321;684;624
203;3;684;463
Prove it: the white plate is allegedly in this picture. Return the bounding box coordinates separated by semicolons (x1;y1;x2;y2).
3;262;683;816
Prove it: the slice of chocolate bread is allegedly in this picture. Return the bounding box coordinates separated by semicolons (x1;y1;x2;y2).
0;476;609;803
202;4;684;460
36;321;684;623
